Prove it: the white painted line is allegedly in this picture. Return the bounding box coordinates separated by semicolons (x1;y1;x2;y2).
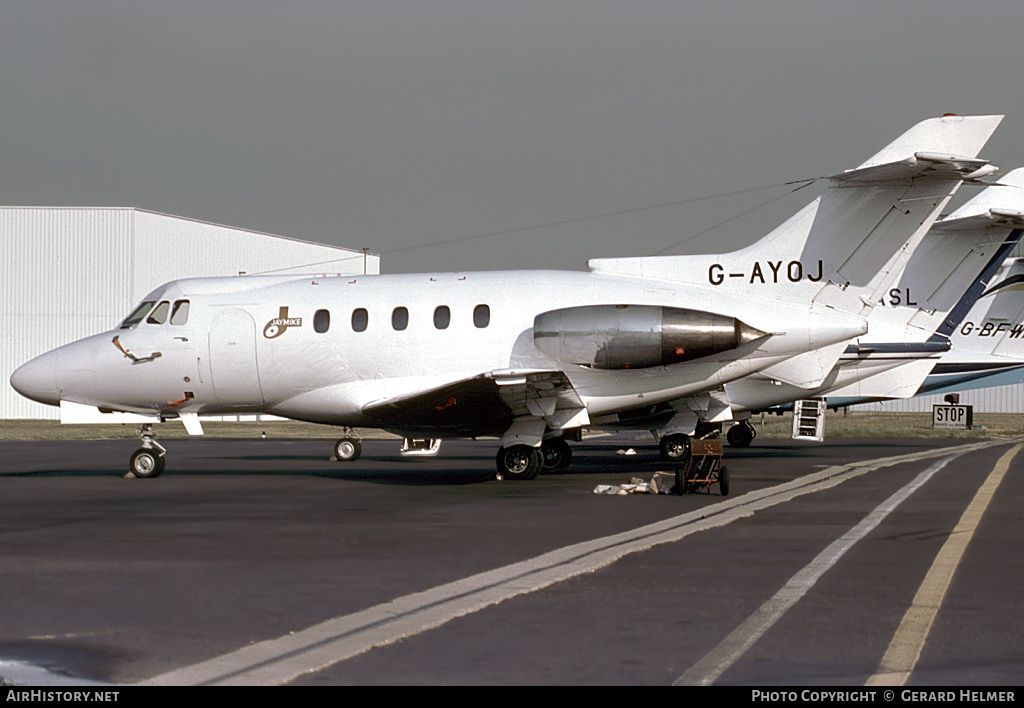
673;448;975;686
140;439;1007;686
0;660;118;687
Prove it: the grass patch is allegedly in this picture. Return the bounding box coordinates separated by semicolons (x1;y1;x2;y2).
0;419;399;441
749;411;1024;439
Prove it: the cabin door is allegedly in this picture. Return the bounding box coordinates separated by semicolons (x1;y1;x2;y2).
208;308;265;406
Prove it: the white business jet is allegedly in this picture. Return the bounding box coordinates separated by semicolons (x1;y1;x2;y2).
10;115;1003;479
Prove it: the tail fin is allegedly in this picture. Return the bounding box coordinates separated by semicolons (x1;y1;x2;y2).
823;173;1024;400
916;258;1024;396
983;258;1024;322
967;257;1024;358
897;167;1024;341
591;115;1003;315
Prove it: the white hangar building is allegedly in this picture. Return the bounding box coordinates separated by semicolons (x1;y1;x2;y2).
2;207;379;419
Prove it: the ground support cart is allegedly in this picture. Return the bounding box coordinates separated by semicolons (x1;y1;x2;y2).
675;435;729;496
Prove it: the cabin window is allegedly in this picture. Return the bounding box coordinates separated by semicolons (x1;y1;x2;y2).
392;306;409;331
170;300;190;325
433;305;450;330
473;304;490;328
314;309;331;333
352;308;368;332
120;301;155;328
146;301;170;325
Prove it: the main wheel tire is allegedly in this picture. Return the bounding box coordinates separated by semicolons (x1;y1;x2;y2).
540;438;572;473
659;433;690;462
726;423;753;448
334;438;362;462
129;448;165;478
496;445;543;480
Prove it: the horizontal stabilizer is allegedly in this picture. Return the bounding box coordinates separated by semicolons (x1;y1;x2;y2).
932;166;1024;232
854;115;1003;172
832;153;994;185
932;209;1024;232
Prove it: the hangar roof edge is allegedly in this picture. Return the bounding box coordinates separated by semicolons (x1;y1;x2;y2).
0;205;376;258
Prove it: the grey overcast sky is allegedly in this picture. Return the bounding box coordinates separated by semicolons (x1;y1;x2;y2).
3;1;1024;274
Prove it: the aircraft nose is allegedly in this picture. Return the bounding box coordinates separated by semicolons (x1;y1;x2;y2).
10;349;61;406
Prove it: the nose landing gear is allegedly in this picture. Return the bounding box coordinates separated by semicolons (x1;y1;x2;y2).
333;428;363;461
129;424;166;478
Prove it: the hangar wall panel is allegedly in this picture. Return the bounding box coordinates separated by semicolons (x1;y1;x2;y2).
2;209;135;419
131;211;377;301
848;383;1024;413
3;207;376;419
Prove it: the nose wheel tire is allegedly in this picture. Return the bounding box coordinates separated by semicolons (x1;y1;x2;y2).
129;448;165;478
334;438;362;462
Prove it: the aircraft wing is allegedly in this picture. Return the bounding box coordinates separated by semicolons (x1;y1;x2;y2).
361;368;586;437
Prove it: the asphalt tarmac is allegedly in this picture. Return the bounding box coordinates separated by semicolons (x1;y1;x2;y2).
0;435;1021;686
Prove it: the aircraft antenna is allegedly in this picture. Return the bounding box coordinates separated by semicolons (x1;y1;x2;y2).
649;178;821;256
381;176;824;256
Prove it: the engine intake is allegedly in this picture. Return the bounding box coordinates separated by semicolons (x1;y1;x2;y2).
534;304;768;369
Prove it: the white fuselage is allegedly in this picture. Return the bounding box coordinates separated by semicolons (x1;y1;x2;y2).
13;268;866;436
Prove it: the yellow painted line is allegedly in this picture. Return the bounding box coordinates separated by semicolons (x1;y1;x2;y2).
866;443;1023;687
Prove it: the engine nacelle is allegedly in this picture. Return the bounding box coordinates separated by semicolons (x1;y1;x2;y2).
533;304;768;370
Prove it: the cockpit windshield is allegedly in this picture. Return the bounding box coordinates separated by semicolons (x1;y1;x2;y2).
120;301;155;329
170;300;190;324
147;301;170;324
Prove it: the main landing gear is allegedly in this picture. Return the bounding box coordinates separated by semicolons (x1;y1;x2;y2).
540;437;572;473
129;424;166;478
496;438;573;480
660;421;735;461
659;433;691;462
726;420;756;448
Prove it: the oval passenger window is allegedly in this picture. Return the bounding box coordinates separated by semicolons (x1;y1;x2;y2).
352;308;368;332
473;304;490;328
392;307;409;331
314;309;330;333
434;305;450;330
